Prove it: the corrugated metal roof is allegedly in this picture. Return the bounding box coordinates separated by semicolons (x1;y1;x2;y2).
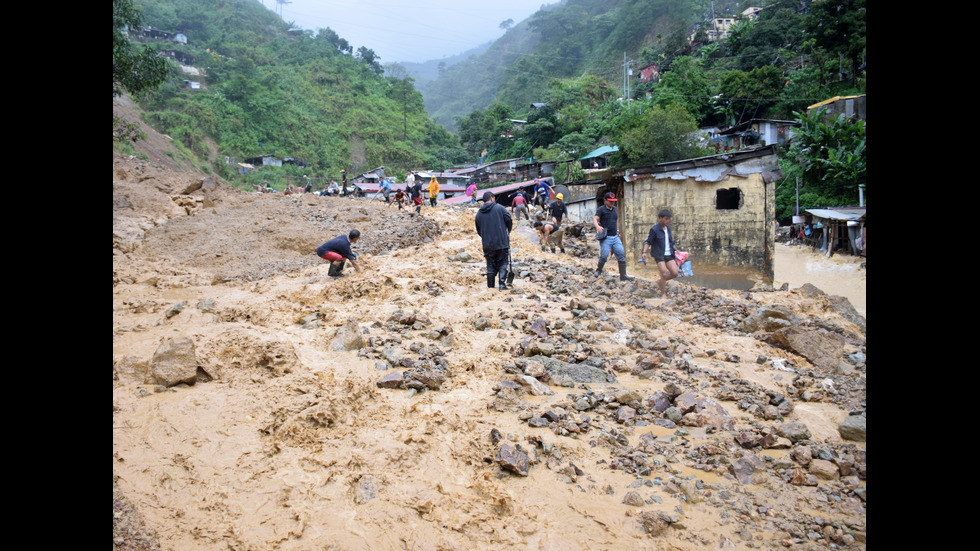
804;207;866;221
580;145;619;159
415;171;471;180
442;179;542;204
357;182;467;192
807;95;865;111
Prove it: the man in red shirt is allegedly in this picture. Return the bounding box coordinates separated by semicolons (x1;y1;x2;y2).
510;190;530;221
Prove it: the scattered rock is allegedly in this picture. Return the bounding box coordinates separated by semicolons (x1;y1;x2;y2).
809;459;839;480
516;375;554;396
637;511;673;536
376;371;405;389
622;490;644;506
496;443;530;476
838;414;867;441
777;421;812;443
729;454;766;484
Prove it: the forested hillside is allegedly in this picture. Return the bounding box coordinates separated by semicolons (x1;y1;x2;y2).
429;0;866;218
425;0;864;133
123;0;469;186
115;0;865;217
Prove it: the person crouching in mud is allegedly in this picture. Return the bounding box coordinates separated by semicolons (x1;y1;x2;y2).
533;220;564;254
474;191;513;290
317;229;362;278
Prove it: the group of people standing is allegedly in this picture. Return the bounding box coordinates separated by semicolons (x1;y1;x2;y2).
476;185;679;299
317;178;680;300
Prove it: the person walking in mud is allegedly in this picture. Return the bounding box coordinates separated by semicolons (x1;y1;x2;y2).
407;177;423;216
317;229;362;278
533;220;565;254
405;170;416;192
549;193;567;226
379;177;392;204
641;209;678;299
593;192;633;281
427;175;440;207
510;189;530;221
531;178;552;213
466;181;478;204
474;191;513;291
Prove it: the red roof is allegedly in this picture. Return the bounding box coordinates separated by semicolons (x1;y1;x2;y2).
442;179;545;204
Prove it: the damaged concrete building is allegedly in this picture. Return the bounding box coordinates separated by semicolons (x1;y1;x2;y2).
608;145;782;282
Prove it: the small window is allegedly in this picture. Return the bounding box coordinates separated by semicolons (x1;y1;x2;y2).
716;188;741;210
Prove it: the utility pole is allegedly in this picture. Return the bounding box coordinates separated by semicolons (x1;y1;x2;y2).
622;53;634;109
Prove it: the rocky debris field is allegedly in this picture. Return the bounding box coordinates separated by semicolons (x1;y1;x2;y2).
113;152;866;550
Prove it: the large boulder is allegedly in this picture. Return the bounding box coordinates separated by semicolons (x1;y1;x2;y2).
766;327;844;371
330;321;364;351
527;355;617;384
838;415;867;441
150;336;200;387
672;393;735;430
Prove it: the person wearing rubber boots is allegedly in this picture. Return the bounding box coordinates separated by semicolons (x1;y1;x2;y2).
317;229;362;278
474;191;513;291
593;192;633;281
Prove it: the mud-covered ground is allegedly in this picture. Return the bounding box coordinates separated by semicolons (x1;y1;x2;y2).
113;152;866;551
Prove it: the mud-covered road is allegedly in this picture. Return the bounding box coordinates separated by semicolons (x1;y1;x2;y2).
113;153;866;550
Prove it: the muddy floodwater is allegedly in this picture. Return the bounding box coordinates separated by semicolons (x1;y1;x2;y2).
773;244;866;317
634;244;865;317
638;262;759;292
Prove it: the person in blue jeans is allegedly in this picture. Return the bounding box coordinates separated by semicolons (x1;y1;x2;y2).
593;192;633;281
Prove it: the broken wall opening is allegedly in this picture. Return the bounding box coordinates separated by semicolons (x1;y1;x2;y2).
716;188;742;210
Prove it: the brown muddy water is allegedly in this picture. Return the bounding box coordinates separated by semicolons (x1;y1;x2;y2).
636;261;759;292
638;243;866;317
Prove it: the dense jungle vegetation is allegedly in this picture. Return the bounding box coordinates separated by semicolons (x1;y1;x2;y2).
114;0;865;218
120;0;468;186
426;0;866;217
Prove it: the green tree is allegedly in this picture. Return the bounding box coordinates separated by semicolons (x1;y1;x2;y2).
611;102;709;166
776;107;866;219
650;56;712;123
803;0;866;82
113;0;173;97
717;65;783;124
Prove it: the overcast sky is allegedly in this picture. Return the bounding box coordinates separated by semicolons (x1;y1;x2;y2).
264;0;548;64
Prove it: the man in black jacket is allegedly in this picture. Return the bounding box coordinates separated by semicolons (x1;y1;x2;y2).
641;209;678;298
474;191;513;290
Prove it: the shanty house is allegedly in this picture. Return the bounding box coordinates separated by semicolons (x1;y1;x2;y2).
580;145;619;170
610;145;783;281
243;155;281;167
415;171;471;190
484;158;523;184
807;95;866;122
715;119;797;151
639;64;659;83
515;160;559;182
800;207;866;257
